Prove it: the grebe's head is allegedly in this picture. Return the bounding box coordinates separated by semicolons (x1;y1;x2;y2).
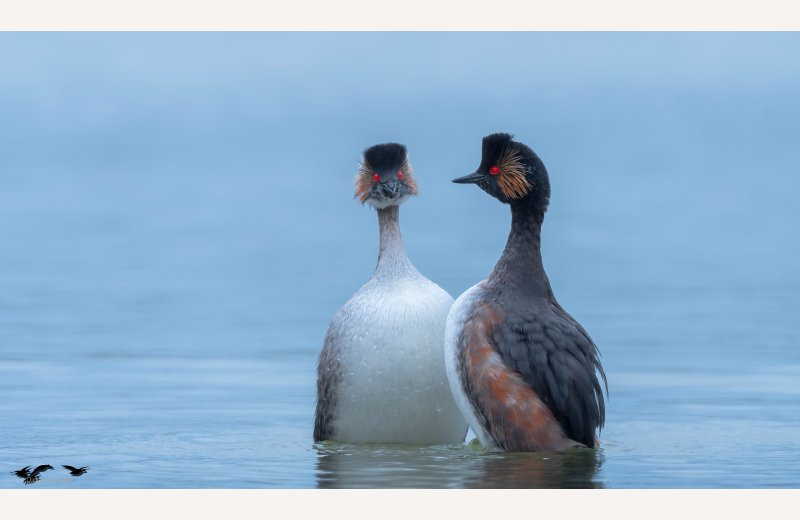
453;133;550;213
354;143;418;209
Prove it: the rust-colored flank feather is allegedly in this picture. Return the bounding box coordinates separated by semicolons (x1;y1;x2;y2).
496;146;530;200
462;303;571;451
354;158;417;203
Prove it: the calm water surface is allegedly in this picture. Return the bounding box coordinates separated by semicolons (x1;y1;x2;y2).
1;32;799;488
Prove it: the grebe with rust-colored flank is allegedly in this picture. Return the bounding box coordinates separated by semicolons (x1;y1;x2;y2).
314;143;467;444
446;133;607;452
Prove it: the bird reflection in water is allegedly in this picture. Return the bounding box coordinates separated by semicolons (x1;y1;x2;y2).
472;448;604;488
315;442;603;488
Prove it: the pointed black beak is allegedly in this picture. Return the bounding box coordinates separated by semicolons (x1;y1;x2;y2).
381;180;400;197
452;171;483;184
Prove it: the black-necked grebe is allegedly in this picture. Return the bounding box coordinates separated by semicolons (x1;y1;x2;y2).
314;143;467;444
445;133;607;451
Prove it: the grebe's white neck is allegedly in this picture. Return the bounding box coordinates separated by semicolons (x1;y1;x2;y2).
374;206;419;279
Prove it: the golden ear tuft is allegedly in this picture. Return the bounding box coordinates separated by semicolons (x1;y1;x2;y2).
354;160;374;202
401;158;418;195
495;146;530;199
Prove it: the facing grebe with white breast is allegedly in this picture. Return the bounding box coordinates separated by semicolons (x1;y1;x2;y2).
314;143;467;444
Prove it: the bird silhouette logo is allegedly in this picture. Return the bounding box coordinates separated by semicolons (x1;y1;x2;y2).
10;464;89;484
62;465;89;476
10;464;54;485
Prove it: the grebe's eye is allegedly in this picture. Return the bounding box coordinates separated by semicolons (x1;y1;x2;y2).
489;166;500;175
372;173;380;182
397;170;404;180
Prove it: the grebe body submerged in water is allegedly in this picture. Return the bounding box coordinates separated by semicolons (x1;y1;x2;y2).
445;133;607;452
314;143;467;444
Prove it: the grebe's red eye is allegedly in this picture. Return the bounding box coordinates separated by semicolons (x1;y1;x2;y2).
373;173;380;182
489;166;500;175
397;170;404;180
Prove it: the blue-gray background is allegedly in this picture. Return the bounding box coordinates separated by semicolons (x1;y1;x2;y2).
1;32;798;487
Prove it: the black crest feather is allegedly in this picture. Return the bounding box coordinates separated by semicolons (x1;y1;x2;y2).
363;143;407;171
481;133;514;164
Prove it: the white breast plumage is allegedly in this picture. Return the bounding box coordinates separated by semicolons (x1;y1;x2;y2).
316;203;467;444
444;282;494;448
328;274;465;443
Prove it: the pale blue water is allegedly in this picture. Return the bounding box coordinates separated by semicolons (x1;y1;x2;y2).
1;32;799;488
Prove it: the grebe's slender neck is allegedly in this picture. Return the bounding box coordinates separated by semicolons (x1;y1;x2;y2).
490;201;552;297
375;205;418;278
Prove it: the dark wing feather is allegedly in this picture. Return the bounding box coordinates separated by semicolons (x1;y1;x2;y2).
493;305;606;447
12;466;31;478
313;325;343;442
33;464;54;476
62;465;78;472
